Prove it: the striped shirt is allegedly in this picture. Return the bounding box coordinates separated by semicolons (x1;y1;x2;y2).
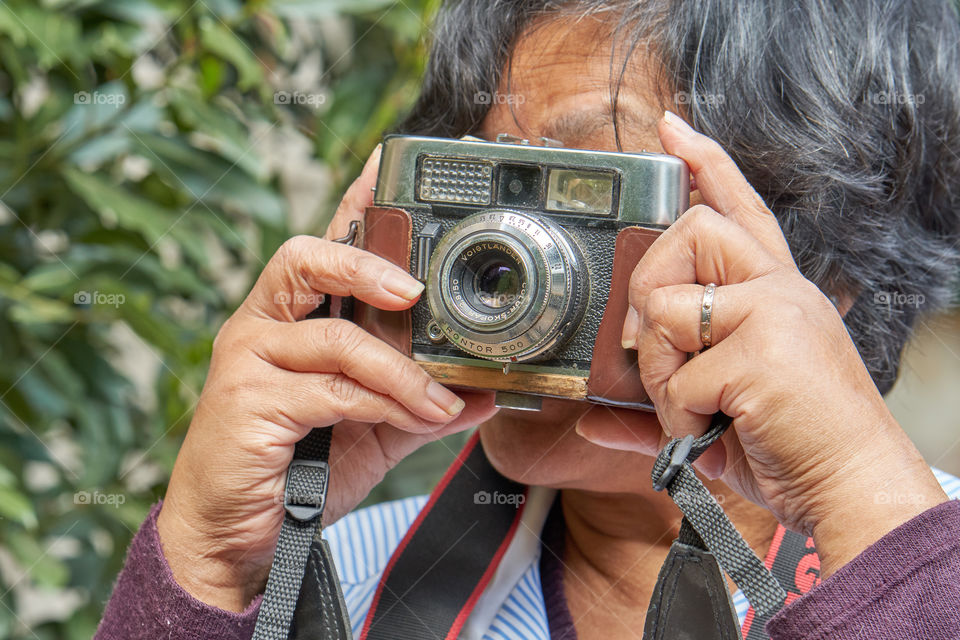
323;468;960;639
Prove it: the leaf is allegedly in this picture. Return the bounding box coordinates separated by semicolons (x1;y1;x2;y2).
0;3;84;69
129;131;285;226
62;167;209;265
5;529;69;588
168;88;265;178
198;16;264;91
0;483;38;528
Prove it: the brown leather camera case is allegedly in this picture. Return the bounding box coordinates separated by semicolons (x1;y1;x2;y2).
357;206;661;410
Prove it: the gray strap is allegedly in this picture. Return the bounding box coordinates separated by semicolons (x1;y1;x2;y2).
253;427;333;640
651;414;787;618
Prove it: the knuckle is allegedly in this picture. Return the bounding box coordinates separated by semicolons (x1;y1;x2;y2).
332;246;367;283
270;235;317;285
324;373;359;406
704;137;731;163
643;288;673;327
628;261;650;296
212;317;235;353
321;318;362;350
665;373;684;406
684;204;718;227
322;319;370;369
275;234;313;267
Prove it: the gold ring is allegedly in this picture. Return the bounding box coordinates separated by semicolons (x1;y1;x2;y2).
700;283;717;349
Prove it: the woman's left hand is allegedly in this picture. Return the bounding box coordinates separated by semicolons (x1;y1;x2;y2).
611;112;947;576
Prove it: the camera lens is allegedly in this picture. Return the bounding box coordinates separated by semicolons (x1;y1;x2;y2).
446;239;532;326
471;255;521;310
426;210;588;362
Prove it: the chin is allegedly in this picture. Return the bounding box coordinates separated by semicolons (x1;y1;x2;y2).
478;398;657;492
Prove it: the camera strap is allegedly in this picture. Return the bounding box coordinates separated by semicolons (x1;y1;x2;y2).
252;426;353;640
356;432;530;640
252;225;360;640
644;413;788;639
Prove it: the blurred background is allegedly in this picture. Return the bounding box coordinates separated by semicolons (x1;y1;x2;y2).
0;1;956;638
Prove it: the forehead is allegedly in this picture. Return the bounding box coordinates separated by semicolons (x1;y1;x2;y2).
476;16;665;153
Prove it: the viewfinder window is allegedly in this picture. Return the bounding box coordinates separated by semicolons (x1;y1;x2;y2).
497;164;542;208
546;168;615;215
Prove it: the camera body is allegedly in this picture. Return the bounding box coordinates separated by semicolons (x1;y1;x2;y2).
359;134;688;410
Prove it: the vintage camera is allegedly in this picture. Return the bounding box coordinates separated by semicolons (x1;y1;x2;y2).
357;134;688;411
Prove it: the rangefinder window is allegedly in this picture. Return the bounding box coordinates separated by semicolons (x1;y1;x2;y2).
497;164;542;208
546;168;616;215
417;156;493;205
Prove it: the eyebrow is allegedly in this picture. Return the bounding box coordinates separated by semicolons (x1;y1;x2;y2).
539;108;615;146
539;99;651;149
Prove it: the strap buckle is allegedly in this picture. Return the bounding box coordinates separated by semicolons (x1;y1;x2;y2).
652;434;695;492
284;459;330;522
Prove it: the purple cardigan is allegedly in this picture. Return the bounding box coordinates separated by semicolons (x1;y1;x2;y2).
96;500;960;640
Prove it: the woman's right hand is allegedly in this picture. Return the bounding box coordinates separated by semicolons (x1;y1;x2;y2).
156;147;499;612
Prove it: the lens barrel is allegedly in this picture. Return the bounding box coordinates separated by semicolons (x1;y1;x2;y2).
426;210;588;362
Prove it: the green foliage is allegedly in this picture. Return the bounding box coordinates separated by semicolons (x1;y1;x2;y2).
0;0;448;636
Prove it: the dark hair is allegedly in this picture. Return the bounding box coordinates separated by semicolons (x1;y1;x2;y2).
399;0;960;394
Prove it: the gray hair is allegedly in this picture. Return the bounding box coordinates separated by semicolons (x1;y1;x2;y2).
399;0;960;394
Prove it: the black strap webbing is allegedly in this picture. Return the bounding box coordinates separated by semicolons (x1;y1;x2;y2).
360;432;526;640
253;427;335;640
649;414;788;625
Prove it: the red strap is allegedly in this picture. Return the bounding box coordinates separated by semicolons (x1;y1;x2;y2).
741;525;821;639
360;432;527;640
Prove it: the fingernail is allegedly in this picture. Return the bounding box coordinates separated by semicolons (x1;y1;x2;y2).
427;382;465;416
381;269;424;301
663;110;695;137
621;306;639;349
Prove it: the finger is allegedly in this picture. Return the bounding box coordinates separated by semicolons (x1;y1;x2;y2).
633;283;746;408
253;318;466;423
653;335;754;445
251;369;450;440
622;206;781;345
376;390;501;457
691;429;743;484
657;111;795;266
573;404;667;456
244;235;423;321
324;145;382;241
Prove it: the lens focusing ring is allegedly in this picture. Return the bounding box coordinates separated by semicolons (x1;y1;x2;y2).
426;210;587;362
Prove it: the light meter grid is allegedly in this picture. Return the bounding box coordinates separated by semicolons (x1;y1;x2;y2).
419;157;493;205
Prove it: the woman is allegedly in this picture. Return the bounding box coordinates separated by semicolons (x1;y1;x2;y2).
96;1;960;638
